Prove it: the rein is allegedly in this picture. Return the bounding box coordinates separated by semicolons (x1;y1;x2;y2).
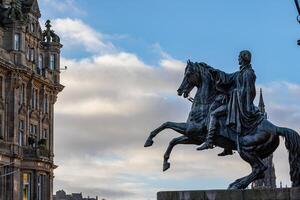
187;93;217;105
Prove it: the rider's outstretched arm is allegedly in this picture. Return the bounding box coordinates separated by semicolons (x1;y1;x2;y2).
197;62;237;89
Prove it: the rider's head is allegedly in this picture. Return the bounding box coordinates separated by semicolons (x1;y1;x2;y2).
238;50;251;66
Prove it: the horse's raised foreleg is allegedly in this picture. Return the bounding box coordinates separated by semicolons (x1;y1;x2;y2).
163;136;203;171
228;150;267;189
144;122;188;147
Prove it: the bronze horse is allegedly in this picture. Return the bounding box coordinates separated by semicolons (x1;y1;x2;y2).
144;61;300;189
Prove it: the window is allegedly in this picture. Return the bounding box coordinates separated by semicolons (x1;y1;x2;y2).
43;94;48;113
19;83;25;105
50;54;55;70
22;173;31;200
0;114;3;140
14;33;21;51
30;89;38;110
30;124;37;136
0;76;3;99
37;174;46;200
30;23;35;33
38;54;43;74
30;90;34;109
26;47;30;60
43;129;48;139
18;120;25;146
30;48;35;62
35;89;38;109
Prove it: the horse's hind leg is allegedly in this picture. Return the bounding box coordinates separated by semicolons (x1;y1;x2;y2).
144;122;188;147
229;150;267;189
163;136;203;171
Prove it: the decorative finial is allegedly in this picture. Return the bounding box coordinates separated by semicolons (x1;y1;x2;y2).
42;19;61;44
45;20;51;30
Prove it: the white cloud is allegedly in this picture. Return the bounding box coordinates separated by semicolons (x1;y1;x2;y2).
51;18;116;54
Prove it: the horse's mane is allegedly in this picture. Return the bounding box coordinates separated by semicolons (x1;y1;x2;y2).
192;62;214;82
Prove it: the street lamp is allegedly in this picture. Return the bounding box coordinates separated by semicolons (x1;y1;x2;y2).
295;0;300;45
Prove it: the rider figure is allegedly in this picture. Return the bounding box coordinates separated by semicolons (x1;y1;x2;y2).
197;50;263;151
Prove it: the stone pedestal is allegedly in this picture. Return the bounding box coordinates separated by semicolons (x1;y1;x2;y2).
157;188;300;200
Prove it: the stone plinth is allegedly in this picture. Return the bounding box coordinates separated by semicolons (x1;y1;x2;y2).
157;188;300;200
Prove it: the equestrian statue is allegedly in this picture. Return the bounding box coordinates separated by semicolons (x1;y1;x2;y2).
144;50;300;189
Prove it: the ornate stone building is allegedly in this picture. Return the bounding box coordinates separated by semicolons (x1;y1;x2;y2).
252;89;276;189
0;0;63;199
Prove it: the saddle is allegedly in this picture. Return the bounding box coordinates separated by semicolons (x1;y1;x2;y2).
216;115;263;142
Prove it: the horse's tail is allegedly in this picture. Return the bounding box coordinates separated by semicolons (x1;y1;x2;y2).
277;127;300;187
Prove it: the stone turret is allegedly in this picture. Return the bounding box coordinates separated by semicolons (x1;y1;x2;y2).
41;20;63;84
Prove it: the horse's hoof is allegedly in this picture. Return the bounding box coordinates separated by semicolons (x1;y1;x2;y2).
228;183;243;190
163;162;170;172
228;184;238;190
144;139;154;147
228;186;237;190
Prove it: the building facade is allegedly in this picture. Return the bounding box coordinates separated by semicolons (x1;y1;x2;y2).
0;0;63;199
252;89;276;189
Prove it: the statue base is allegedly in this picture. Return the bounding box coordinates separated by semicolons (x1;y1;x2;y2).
157;188;300;200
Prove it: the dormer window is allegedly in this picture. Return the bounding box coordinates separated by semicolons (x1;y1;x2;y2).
50;54;55;70
14;33;21;51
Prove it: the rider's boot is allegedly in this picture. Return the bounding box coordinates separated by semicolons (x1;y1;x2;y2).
197;118;216;151
218;149;234;156
197;137;214;151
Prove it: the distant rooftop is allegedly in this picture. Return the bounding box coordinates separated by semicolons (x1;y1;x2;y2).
53;190;100;200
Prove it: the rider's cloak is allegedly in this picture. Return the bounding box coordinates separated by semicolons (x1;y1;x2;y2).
213;64;264;134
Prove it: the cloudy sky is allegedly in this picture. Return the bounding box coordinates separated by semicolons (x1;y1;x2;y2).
38;0;300;199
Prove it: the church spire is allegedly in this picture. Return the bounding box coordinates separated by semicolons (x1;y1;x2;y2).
259;88;265;114
252;88;276;189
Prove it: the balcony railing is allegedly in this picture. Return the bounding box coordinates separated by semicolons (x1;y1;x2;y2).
0;141;51;160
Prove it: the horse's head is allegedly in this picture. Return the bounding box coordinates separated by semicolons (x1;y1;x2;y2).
177;60;201;98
